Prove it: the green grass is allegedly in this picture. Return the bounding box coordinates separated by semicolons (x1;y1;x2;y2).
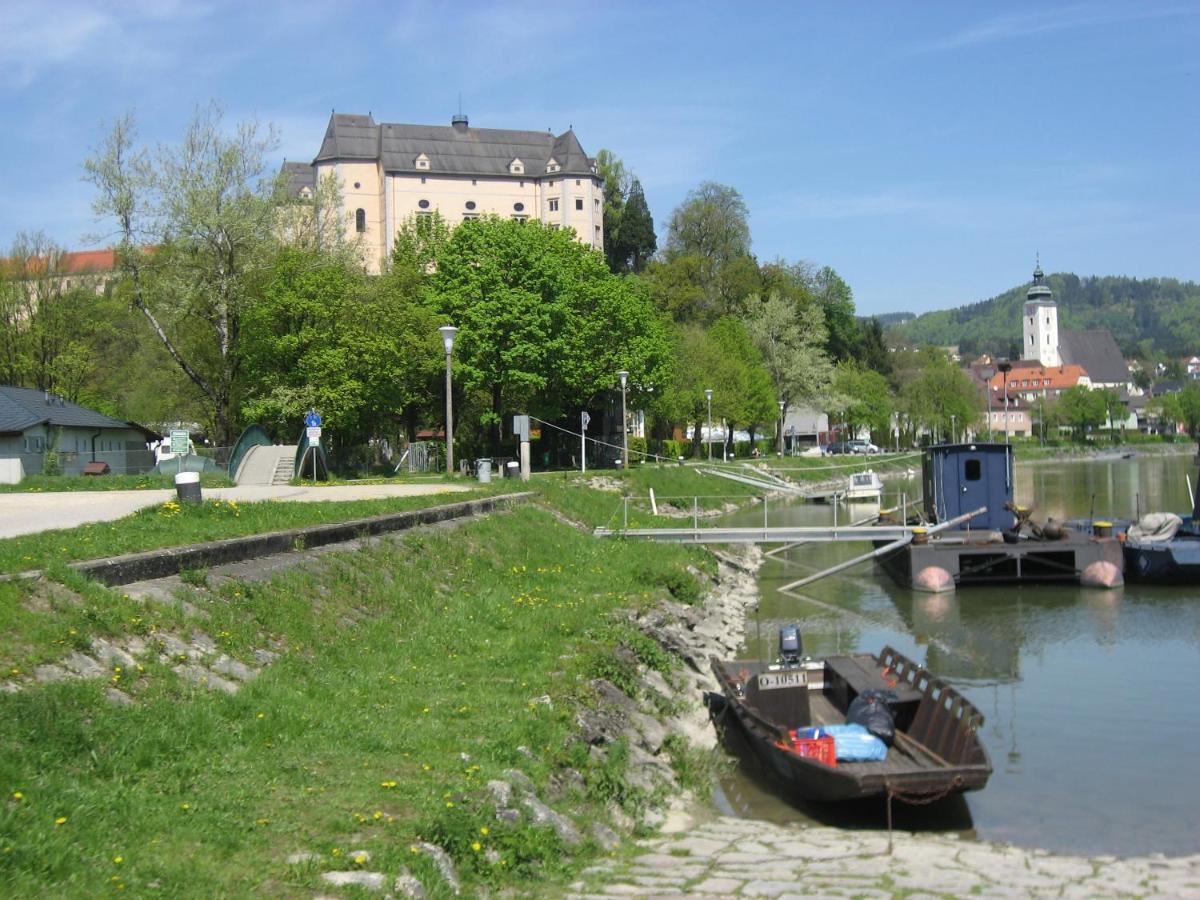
0;505;709;896
0;488;507;576
0;472;235;493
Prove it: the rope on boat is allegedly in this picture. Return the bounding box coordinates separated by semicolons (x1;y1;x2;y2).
884;777;964;854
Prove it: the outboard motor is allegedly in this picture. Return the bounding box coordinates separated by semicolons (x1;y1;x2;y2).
778;625;803;667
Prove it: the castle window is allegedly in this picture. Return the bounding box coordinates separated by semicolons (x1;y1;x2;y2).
415;154;430;170
355;208;366;233
463;212;479;221
549;199;559;212
576;179;580;185
472;179;477;186
510;159;524;175
513;202;524;212
512;214;528;223
465;201;476;210
418;199;430;209
421;177;426;184
575;198;583;210
354;181;361;189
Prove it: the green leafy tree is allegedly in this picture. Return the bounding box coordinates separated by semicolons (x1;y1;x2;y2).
657;324;726;457
84;104;293;446
616;179;656;273
1148;392;1181;436
898;351;982;443
831;363;895;443
743;290;834;431
708;316;776;451
660;182;758;321
428;217;670;450
240;248;441;445
811;266;860;362
1057;385;1108;440
1177;384;1200;440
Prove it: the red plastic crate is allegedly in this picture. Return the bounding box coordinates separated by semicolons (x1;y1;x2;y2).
786;732;836;767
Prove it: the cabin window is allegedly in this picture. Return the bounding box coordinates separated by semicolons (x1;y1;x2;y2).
355;208;366;232
575;198;583;210
964;459;982;481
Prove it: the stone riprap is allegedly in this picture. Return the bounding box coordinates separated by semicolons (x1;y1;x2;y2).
572;815;1200;898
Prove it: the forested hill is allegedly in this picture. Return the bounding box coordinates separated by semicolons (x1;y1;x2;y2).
891;274;1200;360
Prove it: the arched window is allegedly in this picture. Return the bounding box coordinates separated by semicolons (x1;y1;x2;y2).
355;208;366;233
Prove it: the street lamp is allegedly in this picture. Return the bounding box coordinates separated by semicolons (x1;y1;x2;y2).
618;370;629;468
704;389;713;462
980;365;995;440
778;400;786;457
438;325;458;475
998;359;1012;445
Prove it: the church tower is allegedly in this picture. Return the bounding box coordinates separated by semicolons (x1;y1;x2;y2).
1022;258;1059;367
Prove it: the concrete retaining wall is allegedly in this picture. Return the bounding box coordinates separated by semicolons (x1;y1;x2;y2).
69;492;534;586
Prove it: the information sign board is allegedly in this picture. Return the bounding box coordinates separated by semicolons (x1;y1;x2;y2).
306;426;322;443
169;429;189;455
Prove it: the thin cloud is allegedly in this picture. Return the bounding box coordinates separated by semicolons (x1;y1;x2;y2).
764;189;958;223
915;4;1195;53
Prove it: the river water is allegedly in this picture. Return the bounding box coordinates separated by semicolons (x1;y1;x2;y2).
713;451;1200;858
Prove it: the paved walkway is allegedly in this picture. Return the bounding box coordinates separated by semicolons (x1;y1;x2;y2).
573;815;1200;898
0;483;471;540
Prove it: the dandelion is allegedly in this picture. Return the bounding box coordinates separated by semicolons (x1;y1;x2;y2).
471;841;482;852
372;811;383;820
54;817;67;826
409;845;420;855
8;668;19;676
179;803;191;811
380;781;397;789
354;853;368;865
480;826;490;836
422;707;430;714
256;712;265;719
113;856;124;865
445;801;454;808
11;792;23;801
256;818;270;826
331;848;342;857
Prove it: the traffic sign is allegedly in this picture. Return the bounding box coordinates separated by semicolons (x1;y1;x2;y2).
304;410;322;428
306;426;322;443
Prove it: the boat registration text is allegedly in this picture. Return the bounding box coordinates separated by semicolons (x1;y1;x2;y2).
758;671;808;690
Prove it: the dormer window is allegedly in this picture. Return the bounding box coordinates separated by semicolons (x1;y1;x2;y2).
509;158;524;175
298;187;313;200
545;157;560;173
415;153;430;171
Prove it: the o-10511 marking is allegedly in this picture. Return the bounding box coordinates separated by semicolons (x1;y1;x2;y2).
758;671;807;690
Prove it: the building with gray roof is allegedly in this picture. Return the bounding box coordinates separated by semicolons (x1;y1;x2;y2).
285;112;604;272
0;385;157;481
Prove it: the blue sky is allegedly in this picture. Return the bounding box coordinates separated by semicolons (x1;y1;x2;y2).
1;1;1196;315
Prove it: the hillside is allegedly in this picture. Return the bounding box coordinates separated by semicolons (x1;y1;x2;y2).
892;274;1200;359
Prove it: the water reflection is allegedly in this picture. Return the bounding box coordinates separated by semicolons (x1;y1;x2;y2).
711;454;1200;857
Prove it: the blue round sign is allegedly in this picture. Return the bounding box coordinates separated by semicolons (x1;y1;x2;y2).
304;411;322;428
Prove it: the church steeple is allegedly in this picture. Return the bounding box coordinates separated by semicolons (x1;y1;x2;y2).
1027;254;1052;302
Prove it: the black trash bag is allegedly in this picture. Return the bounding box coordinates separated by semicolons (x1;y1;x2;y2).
846;689;898;746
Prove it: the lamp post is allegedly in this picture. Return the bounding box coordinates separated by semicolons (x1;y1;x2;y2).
778;400;786;457
980;365;995;440
438;325;458;475
998;359;1012;445
618;370;629;468
704;389;713;462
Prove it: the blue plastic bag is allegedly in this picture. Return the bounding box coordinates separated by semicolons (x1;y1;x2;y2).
824;723;888;762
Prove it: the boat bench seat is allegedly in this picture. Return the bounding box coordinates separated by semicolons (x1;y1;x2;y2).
824;655;924;728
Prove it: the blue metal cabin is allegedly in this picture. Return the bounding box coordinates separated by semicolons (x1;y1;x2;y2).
923;443;1015;532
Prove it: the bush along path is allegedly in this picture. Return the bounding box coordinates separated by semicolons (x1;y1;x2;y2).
0;496;764;896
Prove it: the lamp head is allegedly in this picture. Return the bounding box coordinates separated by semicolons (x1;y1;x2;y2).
704;388;713;402
438;325;458;354
618;370;629;389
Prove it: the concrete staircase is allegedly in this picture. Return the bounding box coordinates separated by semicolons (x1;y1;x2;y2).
234;445;298;486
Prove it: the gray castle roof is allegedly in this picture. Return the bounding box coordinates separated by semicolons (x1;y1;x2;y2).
311;113;596;178
1059;330;1129;385
0;385;153;436
280;161;314;199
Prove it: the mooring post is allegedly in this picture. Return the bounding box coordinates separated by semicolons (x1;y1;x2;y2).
623;496;628;530
693;497;699;530
763;495;768;530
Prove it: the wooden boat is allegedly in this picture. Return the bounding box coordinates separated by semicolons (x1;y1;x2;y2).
1118;514;1200;583
709;642;992;803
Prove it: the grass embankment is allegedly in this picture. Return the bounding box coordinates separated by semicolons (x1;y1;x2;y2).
0;480;716;896
0;472;234;493
0;488;509;577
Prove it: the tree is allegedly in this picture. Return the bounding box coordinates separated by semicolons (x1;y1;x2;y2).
1057;386;1108;440
708;316;776;451
831;363;894;443
660;182;757;320
657;325;726;458
615;179;656;273
898;351;982;443
810;266;860;362
427;217;671;450
239;248;441;445
743;290;834;428
84;105;292;446
1177;384;1200;440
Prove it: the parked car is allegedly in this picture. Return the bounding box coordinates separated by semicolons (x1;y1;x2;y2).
848;440;881;454
823;442;853;455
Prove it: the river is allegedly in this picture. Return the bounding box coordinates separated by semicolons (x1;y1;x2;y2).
713;450;1200;858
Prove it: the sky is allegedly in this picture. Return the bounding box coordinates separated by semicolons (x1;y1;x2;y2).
1;0;1197;316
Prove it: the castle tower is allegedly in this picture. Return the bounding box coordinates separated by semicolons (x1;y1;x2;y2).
1022;258;1059;367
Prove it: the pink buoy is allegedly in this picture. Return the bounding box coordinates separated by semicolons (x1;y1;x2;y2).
1081;560;1123;589
913;566;954;593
